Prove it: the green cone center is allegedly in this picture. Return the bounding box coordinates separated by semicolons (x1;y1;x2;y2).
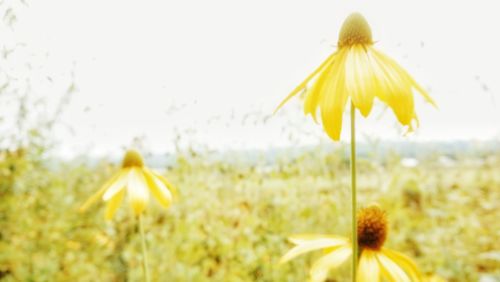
338;12;373;48
122;149;144;168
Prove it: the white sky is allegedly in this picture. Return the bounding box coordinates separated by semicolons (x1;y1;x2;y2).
10;0;500;157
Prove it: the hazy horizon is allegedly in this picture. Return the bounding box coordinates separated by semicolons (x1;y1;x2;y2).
5;0;500;158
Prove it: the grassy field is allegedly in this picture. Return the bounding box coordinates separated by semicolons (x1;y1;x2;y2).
1;146;499;281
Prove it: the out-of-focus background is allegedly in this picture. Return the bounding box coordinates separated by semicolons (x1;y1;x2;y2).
1;0;499;281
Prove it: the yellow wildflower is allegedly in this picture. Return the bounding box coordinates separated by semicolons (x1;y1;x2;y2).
80;149;177;219
276;13;436;140
281;206;422;282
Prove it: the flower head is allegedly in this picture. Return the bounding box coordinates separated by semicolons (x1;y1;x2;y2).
280;205;422;282
275;12;436;140
80;149;177;219
338;13;373;48
357;205;387;250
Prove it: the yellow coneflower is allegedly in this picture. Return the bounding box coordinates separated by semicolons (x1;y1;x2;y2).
275;12;436;141
280;206;422;282
80;149;177;219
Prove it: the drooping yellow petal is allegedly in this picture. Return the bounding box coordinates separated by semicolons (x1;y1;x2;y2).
403;72;437;108
303;77;325;122
79;171;120;212
149;170;178;200
345;45;376;117
280;235;348;264
366;47;390;103
320;48;349;140
371;49;415;126
357;249;380;282
377;251;411;282
309;245;351;282
405;113;420;134
143;168;173;208
105;189;125;220
372;48;436;108
304;53;339;122
288;234;348;244
275;52;338;114
126;168;149;215
102;169;129;201
382;248;422;282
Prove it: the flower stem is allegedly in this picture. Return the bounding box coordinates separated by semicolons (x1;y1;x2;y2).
350;102;358;282
139;214;151;282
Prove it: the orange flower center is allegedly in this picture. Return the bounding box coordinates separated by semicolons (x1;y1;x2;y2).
122;149;144;168
338;12;373;48
357;206;387;250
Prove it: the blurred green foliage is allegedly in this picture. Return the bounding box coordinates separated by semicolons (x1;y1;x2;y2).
1;147;499;282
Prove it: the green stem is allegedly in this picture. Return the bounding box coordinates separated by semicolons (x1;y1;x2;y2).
139;214;151;282
350;102;357;282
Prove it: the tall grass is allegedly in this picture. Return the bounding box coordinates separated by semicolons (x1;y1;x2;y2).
1;147;499;281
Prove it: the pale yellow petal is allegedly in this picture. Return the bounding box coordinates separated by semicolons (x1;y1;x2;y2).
126;168;149;215
288;234;348;245
379;62;414;124
275;52;338;114
280;235;348;264
309;245;351;282
320;48;349;141
102;169;129;201
375;52;414;125
357;250;380;282
366;47;390;103
345;45;375;117
377;252;411;282
372;48;436;108
150;170;179;200
79;171;120;212
143;168;173;208
382;248;422;282
304;53;339;122
105;189;125;220
405;73;437;108
370;48;416;125
303;81;322;122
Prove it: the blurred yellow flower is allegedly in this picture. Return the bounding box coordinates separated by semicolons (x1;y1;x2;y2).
281;206;422;282
80;149;176;219
275;12;436;140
